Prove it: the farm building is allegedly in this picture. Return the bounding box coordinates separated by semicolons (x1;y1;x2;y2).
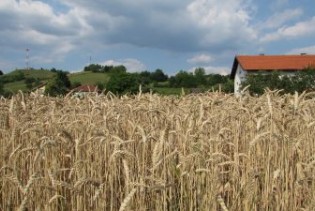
230;54;315;96
72;85;100;98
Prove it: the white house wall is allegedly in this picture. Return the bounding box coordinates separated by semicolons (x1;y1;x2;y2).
234;64;247;96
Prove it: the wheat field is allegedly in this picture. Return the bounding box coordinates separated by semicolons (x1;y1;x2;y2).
0;91;315;211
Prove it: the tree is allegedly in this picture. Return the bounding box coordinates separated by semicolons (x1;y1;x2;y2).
150;69;168;82
207;74;228;86
0;81;4;96
45;71;71;96
139;71;152;85
170;71;197;88
84;64;104;72
25;77;36;90
194;67;207;86
241;68;315;95
106;72;139;94
111;65;127;74
0;70;3;75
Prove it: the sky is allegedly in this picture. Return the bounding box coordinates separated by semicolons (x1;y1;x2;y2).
0;0;315;75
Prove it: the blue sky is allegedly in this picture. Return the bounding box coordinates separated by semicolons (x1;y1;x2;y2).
0;0;315;75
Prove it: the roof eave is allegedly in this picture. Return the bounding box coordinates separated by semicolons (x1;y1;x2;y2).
230;56;239;79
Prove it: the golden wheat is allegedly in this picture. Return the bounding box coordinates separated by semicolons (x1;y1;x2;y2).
0;91;315;210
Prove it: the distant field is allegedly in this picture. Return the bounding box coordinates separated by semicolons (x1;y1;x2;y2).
22;69;56;80
3;81;27;93
69;72;110;85
152;87;184;95
1;91;314;210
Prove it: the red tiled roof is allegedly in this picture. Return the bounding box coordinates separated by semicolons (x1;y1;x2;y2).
73;85;99;92
231;55;315;79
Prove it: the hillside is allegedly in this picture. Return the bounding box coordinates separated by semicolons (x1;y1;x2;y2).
1;69;110;93
1;69;56;93
69;71;110;85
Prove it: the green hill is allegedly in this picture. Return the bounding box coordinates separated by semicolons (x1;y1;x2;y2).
1;69;56;93
69;72;109;85
1;69;111;93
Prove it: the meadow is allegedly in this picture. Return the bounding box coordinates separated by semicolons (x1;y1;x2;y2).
0;91;314;210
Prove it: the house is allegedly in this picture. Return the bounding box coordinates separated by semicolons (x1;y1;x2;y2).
72;85;100;98
31;83;46;96
230;54;315;96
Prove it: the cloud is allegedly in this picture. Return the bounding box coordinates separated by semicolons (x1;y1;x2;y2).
0;0;92;64
260;8;303;29
287;45;315;55
261;16;315;42
187;54;213;64
101;58;147;72
60;0;256;51
188;65;230;75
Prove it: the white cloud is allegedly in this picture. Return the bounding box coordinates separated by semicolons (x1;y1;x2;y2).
188;65;230;75
287;45;315;55
187;54;213;64
101;59;147;72
0;0;92;65
261;16;315;42
261;8;303;29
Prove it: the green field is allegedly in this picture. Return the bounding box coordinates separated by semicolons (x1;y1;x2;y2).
69;72;110;85
4;81;27;93
152;87;185;95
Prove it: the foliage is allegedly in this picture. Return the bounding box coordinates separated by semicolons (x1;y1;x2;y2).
45;71;71;96
242;67;315;95
84;64;127;74
0;71;25;84
150;69;168;82
169;71;197;88
207;74;229;86
71;81;82;89
0;80;4;95
25;77;40;90
194;67;207;86
95;82;106;91
0;70;3;75
106;72;140;94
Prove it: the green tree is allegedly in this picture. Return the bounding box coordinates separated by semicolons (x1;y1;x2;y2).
0;81;4;96
25;77;40;90
139;71;152;85
150;69;168;82
84;64;104;72
110;65;127;74
106;72;139;94
207;74;228;86
194;67;207;86
45;71;71;96
242;68;315;95
0;70;3;75
170;71;197;88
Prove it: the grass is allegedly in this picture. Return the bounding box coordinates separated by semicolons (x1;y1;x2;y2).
3;80;27;93
69;72;110;85
152;87;185;95
0;91;314;210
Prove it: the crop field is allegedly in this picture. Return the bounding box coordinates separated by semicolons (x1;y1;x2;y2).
0;91;315;210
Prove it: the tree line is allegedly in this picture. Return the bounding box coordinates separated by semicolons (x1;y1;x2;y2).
241;67;315;95
81;64;233;95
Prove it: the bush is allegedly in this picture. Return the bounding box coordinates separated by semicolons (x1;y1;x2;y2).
242;67;315;95
106;72;139;94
